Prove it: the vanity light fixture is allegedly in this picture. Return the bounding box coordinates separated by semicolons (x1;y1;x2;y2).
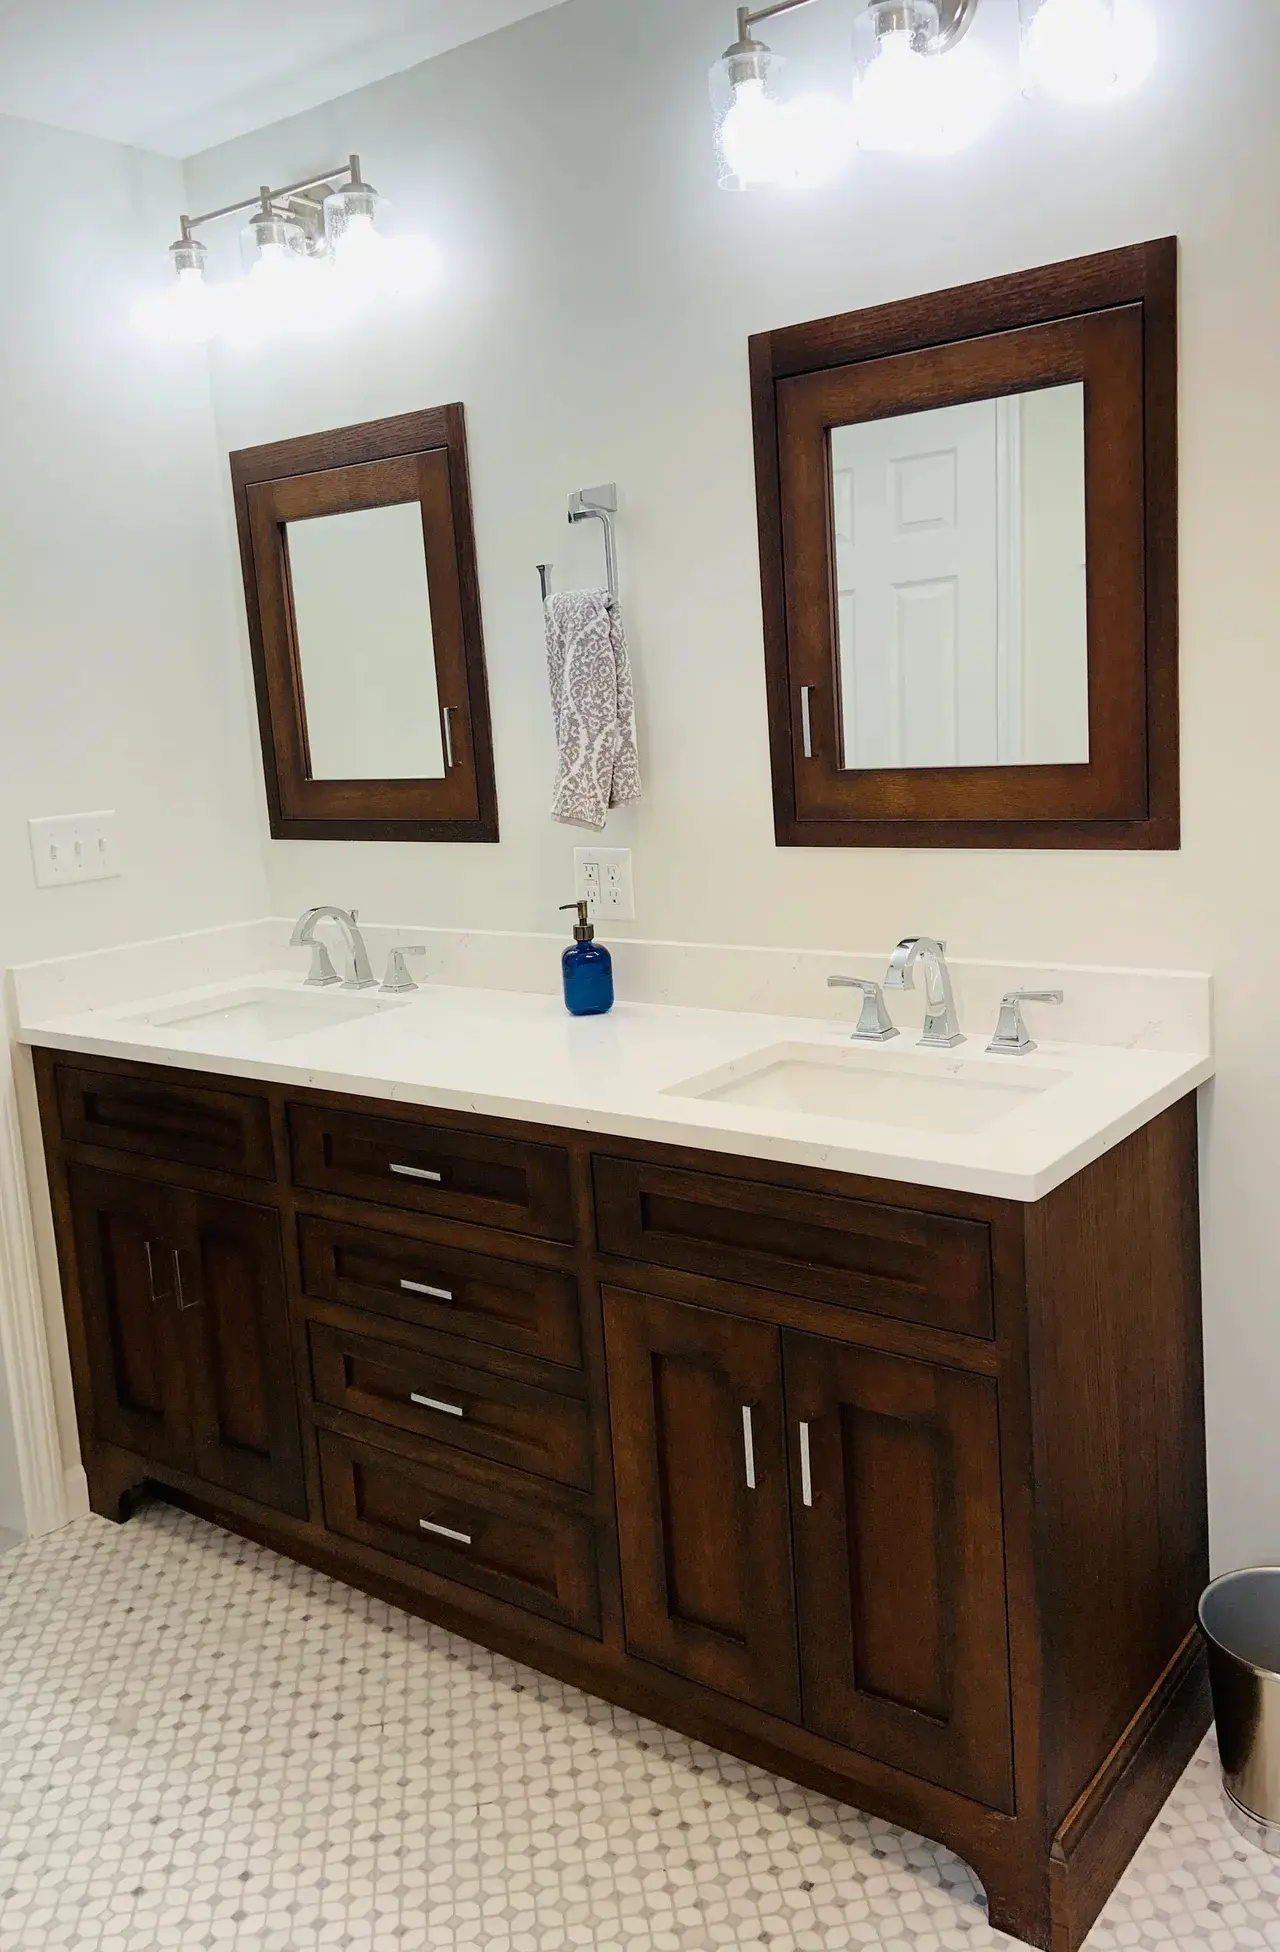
135;154;435;347
711;0;1154;187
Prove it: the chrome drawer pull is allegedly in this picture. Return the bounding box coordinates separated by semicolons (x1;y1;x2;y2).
419;1518;472;1546
799;1422;814;1508
410;1392;465;1418
400;1278;454;1302
741;1405;757;1491
390;1162;442;1182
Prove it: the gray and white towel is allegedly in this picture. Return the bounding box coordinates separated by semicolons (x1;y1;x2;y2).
544;590;642;830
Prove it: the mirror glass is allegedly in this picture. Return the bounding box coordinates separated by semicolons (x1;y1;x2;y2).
286;502;445;780
830;382;1088;771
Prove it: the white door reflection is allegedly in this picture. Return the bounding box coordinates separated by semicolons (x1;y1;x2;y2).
830;382;1088;771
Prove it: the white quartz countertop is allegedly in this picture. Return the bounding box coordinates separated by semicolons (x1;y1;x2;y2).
14;966;1214;1203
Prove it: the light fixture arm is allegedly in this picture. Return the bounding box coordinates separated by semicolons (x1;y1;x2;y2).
730;0;979;52
178;155;363;238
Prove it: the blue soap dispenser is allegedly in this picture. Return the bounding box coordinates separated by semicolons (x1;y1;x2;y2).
559;900;614;1017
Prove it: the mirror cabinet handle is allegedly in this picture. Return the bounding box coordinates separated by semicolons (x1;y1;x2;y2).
799;686;814;760
441;705;456;770
741;1404;757;1490
799;1421;814;1507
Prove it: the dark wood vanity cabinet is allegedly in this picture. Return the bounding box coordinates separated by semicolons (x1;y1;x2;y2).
32;1050;1210;1952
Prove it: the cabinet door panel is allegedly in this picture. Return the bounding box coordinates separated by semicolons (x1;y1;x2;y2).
785;1334;1013;1810
604;1288;800;1720
67;1165;191;1467
180;1192;307;1518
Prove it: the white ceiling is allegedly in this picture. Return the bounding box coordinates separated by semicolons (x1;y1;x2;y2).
0;0;566;158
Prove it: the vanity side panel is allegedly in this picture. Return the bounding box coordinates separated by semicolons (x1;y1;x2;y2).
1023;1093;1208;1830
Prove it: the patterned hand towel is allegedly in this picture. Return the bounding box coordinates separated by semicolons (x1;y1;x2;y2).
545;590;642;830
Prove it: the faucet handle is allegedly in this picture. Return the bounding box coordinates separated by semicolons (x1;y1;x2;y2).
827;975;899;1043
987;989;1064;1057
381;946;427;995
300;939;341;989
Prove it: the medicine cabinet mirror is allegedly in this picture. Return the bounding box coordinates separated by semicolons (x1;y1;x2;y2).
751;239;1178;849
231;405;498;842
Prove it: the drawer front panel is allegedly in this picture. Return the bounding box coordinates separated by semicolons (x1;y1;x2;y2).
309;1320;592;1489
593;1157;993;1339
56;1065;274;1180
289;1102;574;1242
318;1429;601;1635
298;1215;583;1369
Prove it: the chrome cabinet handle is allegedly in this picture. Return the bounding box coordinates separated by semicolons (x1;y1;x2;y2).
799;1422;813;1508
410;1392;465;1418
741;1405;757;1491
143;1239;164;1306
419;1518;472;1546
800;686;814;760
400;1278;454;1301
441;706;456;770
173;1248;199;1311
390;1163;443;1183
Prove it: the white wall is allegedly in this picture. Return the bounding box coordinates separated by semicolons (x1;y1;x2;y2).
177;0;1278;1573
0;112;270;1530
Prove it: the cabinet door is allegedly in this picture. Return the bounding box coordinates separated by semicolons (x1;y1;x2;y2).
784;1333;1014;1810
67;1165;192;1468
178;1192;307;1517
603;1288;800;1720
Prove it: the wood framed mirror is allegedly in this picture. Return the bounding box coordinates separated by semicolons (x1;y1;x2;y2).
231;405;498;843
750;240;1178;849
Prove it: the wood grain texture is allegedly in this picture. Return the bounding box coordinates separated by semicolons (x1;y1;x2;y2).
229;403;498;844
32;1047;1209;1952
751;238;1179;850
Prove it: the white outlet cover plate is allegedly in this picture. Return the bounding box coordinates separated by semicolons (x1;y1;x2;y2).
574;846;634;922
29;811;120;889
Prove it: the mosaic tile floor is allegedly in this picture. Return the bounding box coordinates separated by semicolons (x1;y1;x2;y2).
0;1505;1276;1952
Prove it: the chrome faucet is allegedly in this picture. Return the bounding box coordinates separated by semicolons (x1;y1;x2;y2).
290;907;377;992
884;937;964;1049
827;975;899;1042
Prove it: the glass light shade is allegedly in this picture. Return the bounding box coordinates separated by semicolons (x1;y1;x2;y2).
852;0;1007;154
132;236;221;344
711;43;853;190
1018;0;1156;101
324;181;437;299
711;42;788;190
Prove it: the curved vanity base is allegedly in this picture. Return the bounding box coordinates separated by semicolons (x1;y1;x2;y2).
32;1050;1210;1952
1044;1631;1211;1950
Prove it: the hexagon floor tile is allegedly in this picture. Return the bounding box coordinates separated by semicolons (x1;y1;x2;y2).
0;1505;1276;1951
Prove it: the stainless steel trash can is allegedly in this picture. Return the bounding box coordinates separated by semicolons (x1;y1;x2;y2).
1199;1566;1280;1847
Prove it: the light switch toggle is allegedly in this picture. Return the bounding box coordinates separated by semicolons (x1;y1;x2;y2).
29;812;120;888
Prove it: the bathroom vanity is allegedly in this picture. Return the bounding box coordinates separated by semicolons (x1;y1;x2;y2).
21;966;1211;1952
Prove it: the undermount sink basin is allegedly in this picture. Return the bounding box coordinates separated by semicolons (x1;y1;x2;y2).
126;987;407;1049
664;1041;1067;1137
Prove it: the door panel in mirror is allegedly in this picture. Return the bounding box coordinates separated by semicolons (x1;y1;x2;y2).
287;502;445;781
752;240;1178;849
830;384;1088;771
232;406;497;843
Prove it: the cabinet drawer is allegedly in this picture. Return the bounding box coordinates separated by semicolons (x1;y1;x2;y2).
290;1102;574;1242
298;1215;583;1369
55;1064;274;1180
318;1429;601;1635
309;1320;592;1490
593;1156;993;1340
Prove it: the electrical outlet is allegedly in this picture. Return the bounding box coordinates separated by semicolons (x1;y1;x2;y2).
574;846;635;922
29;812;120;889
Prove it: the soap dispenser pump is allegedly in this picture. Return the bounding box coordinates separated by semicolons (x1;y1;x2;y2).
559;900;614;1018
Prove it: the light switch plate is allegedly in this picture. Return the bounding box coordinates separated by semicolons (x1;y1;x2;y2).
29;812;120;888
574;846;635;922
